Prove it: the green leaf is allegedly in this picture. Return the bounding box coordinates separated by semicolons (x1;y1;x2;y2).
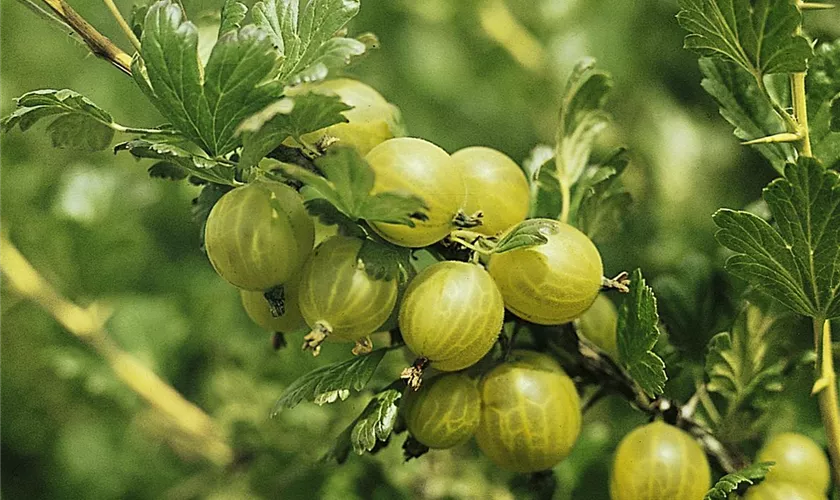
807;40;840;170
136;0;283;156
357;239;408;281
219;0;248;38
323;388;401;462
147;161;188;180
2;89;115;150
573;148;631;242
705;301;791;423
192;183;233;249
492;219;549;254
524;145;561;219
714;157;840;319
238;93;350;166
616;269;667;398
115;139;239;186
130;4;148;39
677;0;812;76
278;146;429;226
252;0;366;85
699;58;794;172
270;348;388;414
703;461;775;500
555;59;612;186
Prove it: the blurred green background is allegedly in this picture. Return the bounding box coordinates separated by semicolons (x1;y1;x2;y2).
2;0;838;498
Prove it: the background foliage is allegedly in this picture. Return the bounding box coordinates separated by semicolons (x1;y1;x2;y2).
2;0;839;498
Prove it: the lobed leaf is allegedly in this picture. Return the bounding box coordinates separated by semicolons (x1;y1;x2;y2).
277;146;429;226
135;0;283;156
555;59;612;187
2;89;115;150
270;348;388;414
714;157;840;319
252;0;366;85
699;58;794;173
493;219;549;254
616;269;667;397
677;0;812;76
219;0;248;38
323;388;402;463
807;40;840;170
238;93;350;166
115;139;239;186
703;461;774;500
573;148;631;242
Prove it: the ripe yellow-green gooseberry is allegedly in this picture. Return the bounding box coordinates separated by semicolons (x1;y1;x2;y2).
403;373;481;449
475;351;581;473
298;236;398;354
609;421;711;500
399;261;504;372
366;138;466;248
742;482;827;500
285;78;402;155
204;181;314;291
452;146;530;236
576;294;619;359
489;218;603;325
240;276;307;334
757;432;831;493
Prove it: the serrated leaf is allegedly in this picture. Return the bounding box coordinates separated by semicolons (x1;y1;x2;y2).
357;238;407;281
349;389;401;454
677;0;812;76
147;161;188;180
493;219;549;254
252;0;366;85
1;89;115;150
219;0;247;38
573;148;631;242
714;157;840;319
135;0;283;156
555;59;612;186
699;58;794;172
616;269;667;397
705;300;791;422
116;139;240;186
807;40;840;169
703;461;774;500
270;348;387;415
238;93;350;166
278;146;429;226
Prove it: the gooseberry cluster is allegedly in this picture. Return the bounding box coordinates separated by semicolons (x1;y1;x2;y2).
200;77;720;480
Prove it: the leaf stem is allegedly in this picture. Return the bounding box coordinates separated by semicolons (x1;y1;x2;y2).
0;234;233;466
814;318;840;484
38;0;132;75
101;0;141;52
110;123;179;135
559;178;571;223
790;72;813;156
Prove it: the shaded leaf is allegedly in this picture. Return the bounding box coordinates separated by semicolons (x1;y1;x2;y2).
714;157;840;319
147;161;188;180
278;146;429;226
617;269;666;397
115;139;239;186
573;148;631;242
699;58;794;172
270;348;388;414
323;388;401;463
678;0;812;76
357;238;408;281
524;145;560;219
219;0;247;38
703;461;774;500
238;93;350;166
192;183;233;249
807;40;840;170
2;89;115;150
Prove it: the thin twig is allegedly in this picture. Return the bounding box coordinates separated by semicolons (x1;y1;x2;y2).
0;233;233;467
102;0;141;51
39;0;133;75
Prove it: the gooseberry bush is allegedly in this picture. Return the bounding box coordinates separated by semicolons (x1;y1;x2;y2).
3;0;840;498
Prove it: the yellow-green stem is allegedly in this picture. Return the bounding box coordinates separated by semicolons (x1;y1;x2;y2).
559;179;571;224
815;319;840;484
791;72;813;156
102;0;141;51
